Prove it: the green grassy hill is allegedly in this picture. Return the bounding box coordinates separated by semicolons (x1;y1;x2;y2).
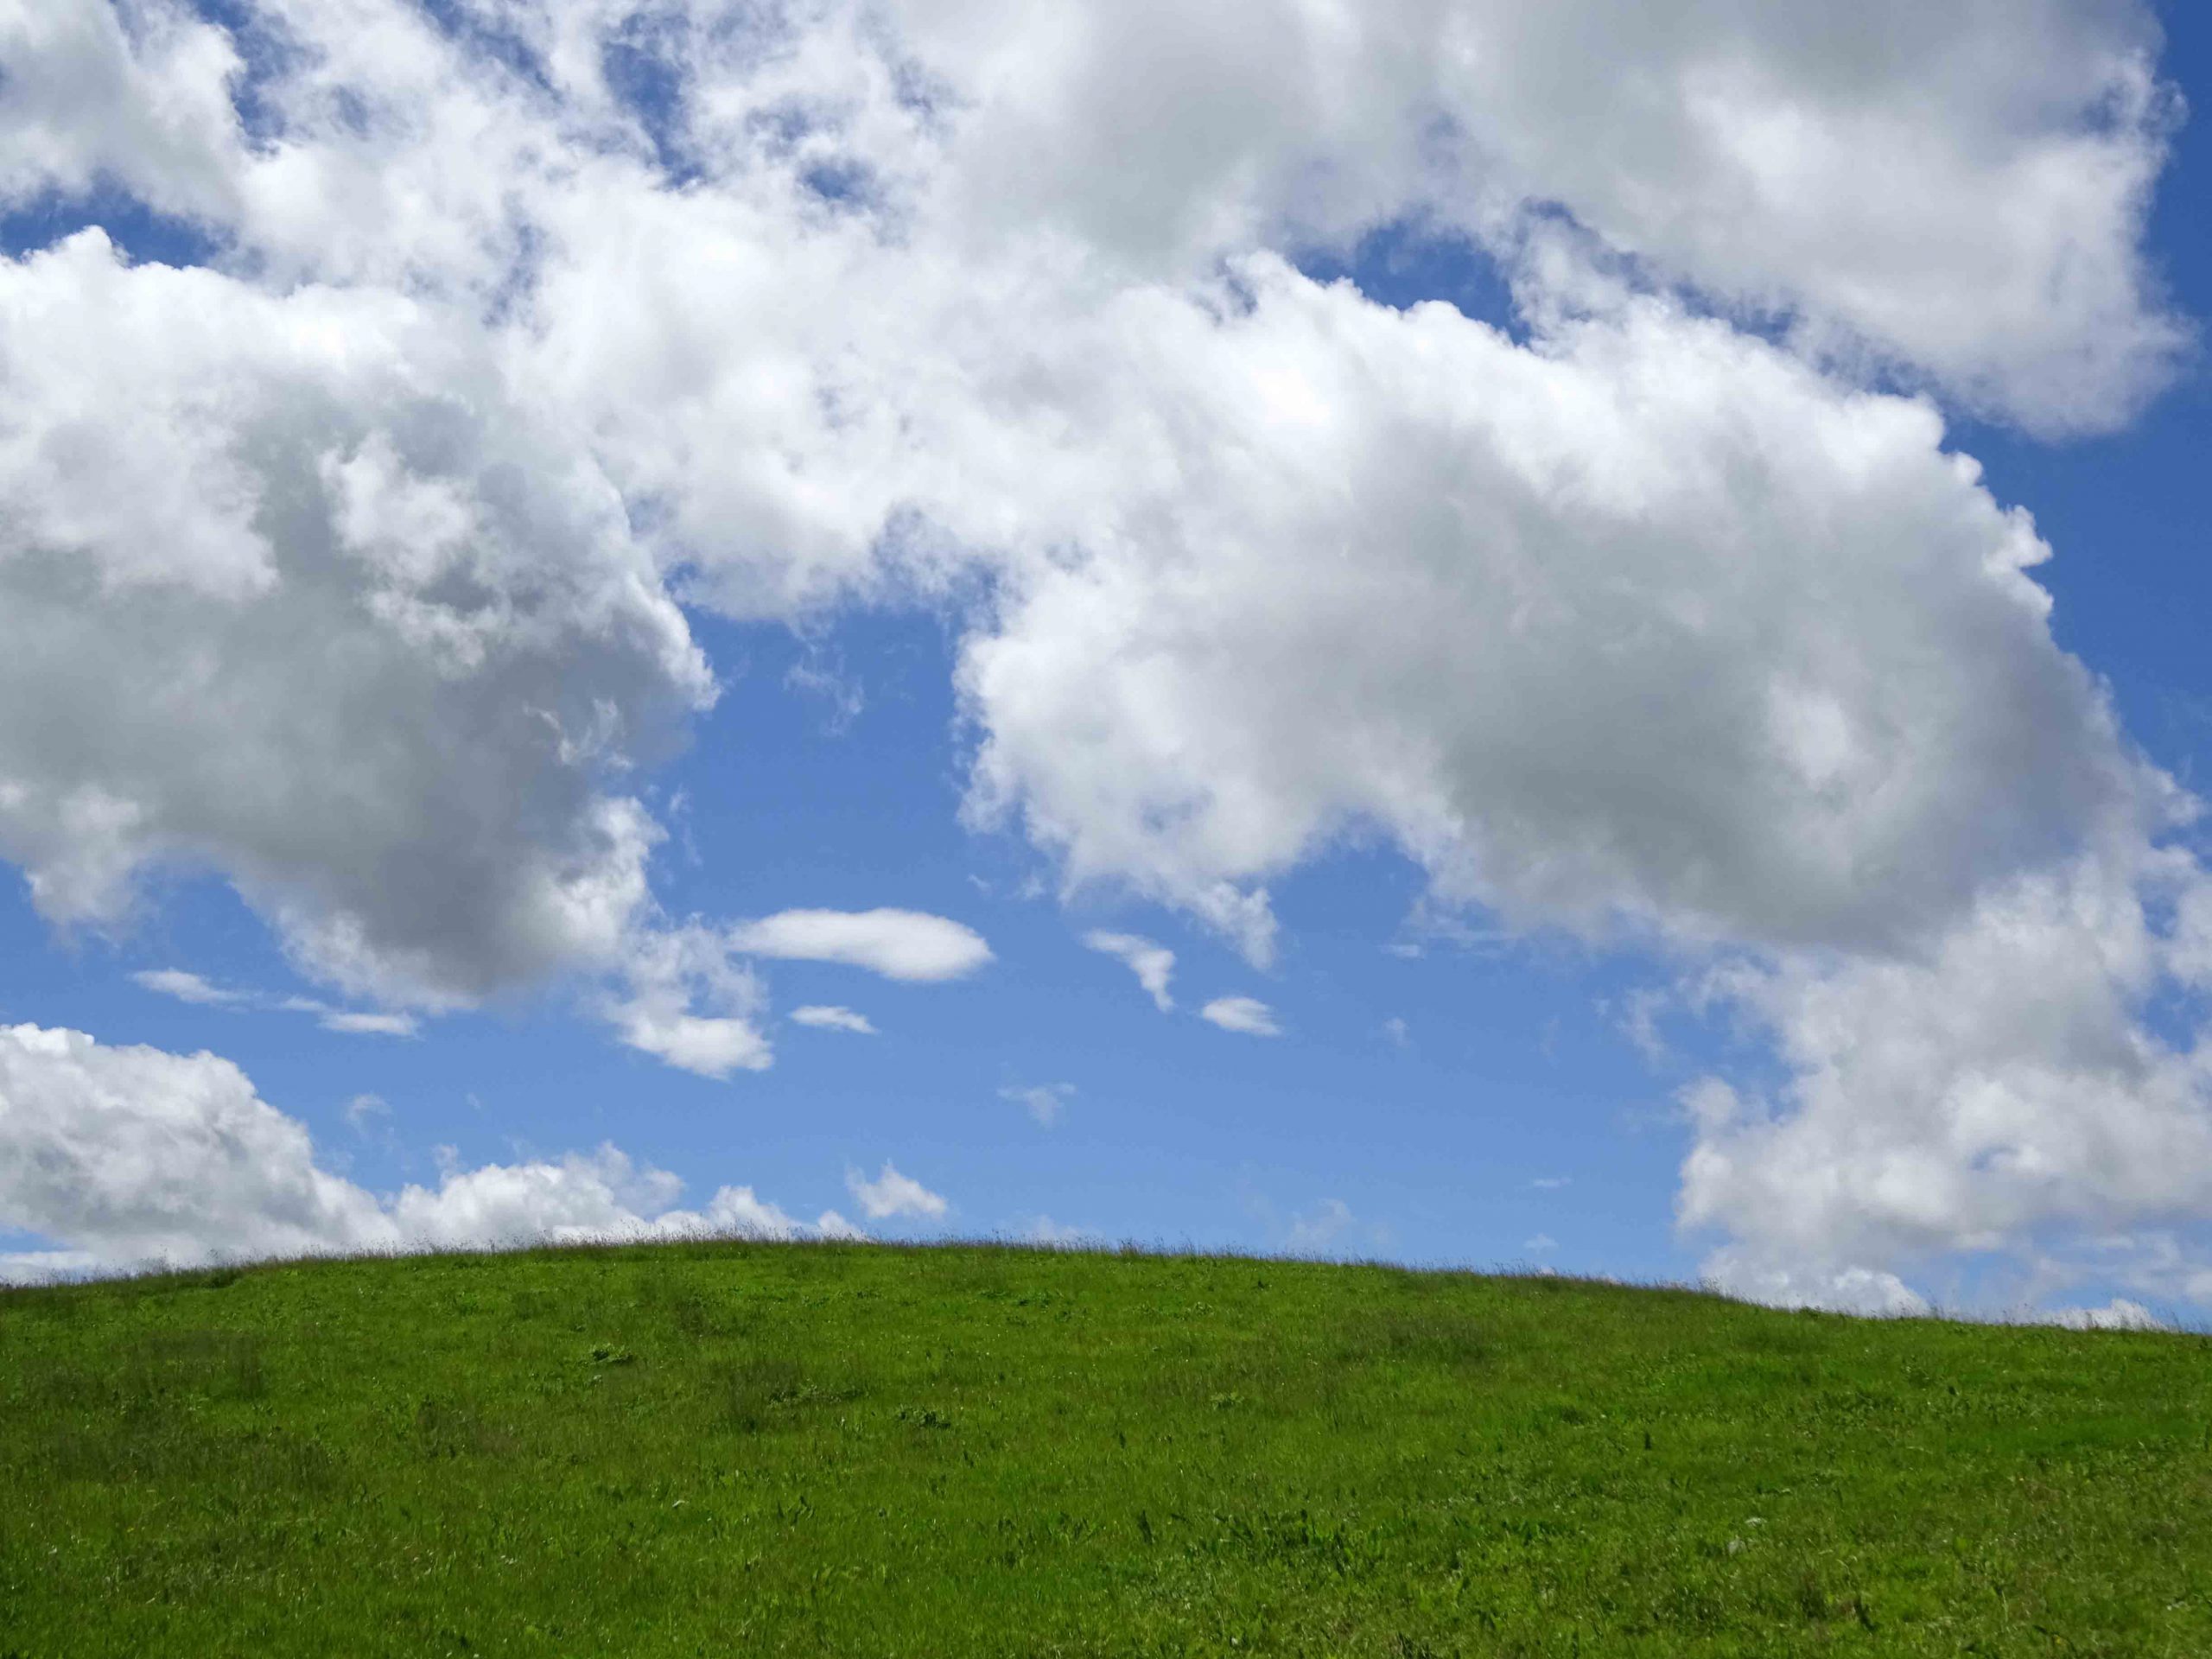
2;1243;2206;1656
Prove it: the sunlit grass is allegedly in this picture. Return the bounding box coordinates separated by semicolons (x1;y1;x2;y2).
3;1241;2207;1656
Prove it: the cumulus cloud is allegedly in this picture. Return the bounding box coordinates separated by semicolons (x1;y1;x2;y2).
1001;1083;1074;1128
728;911;993;982
1202;996;1282;1038
1679;855;2212;1313
791;1005;877;1035
601;924;772;1078
1084;931;1175;1011
0;1023;854;1278
0;0;2202;1306
845;1161;950;1223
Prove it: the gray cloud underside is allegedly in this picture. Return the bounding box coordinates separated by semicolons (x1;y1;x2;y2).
0;0;2206;1307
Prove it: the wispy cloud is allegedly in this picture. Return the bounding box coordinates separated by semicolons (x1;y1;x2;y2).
131;969;247;1007
791;1005;877;1035
1001;1082;1076;1128
137;969;417;1038
343;1093;390;1132
1202;995;1282;1038
1287;1198;1354;1252
1084;931;1175;1011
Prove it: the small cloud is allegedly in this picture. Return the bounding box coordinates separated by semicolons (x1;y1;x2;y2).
791;1005;877;1035
1084;931;1175;1011
315;1009;420;1039
846;1160;950;1222
1382;1015;1409;1047
133;969;245;1007
1613;987;1671;1064
613;1010;772;1077
1524;1233;1558;1255
1018;1215;1092;1246
1530;1176;1572;1191
1202;995;1282;1038
812;1209;868;1241
1000;1082;1075;1127
784;651;865;733
140;971;423;1038
2047;1298;2164;1331
1287;1197;1353;1252
730;909;993;982
343;1092;390;1131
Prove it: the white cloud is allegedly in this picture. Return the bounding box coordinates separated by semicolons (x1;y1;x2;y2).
1523;1234;1557;1255
310;1009;419;1039
845;1161;950;1223
342;1092;389;1131
1382;1016;1409;1048
791;1005;877;1035
2047;1299;2165;1332
133;969;245;1007
0;0;2202;1303
1679;855;2212;1313
140;970;419;1037
0;1022;853;1276
1286;1197;1355;1253
1018;1215;1094;1246
1202;996;1282;1038
0;1249;102;1285
601;924;772;1079
0;234;709;1015
728;910;993;982
1084;931;1175;1011
1530;1177;1571;1192
1000;1083;1075;1128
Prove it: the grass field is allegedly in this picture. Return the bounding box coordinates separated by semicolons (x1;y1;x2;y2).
2;1242;2208;1656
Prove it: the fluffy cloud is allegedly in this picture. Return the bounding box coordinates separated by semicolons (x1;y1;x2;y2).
958;272;2161;963
1680;855;2212;1310
601;924;772;1078
1084;931;1175;1012
845;1161;950;1223
1202;997;1283;1039
878;0;2185;432
0;0;2202;1306
0;234;709;1002
790;1005;877;1035
728;911;993;982
0;1022;851;1278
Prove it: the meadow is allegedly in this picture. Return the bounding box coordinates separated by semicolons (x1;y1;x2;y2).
2;1241;2207;1656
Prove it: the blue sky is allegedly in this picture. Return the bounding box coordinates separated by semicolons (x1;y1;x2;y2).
1;2;2209;1322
